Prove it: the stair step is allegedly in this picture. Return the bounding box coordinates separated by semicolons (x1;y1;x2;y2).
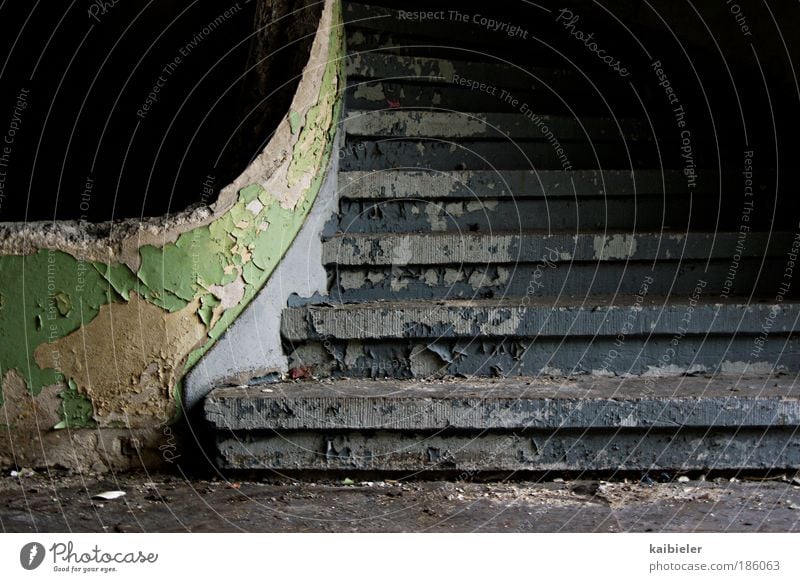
344;110;650;141
206;376;800;472
206;376;800;431
321;231;790;266
285;335;799;379
339;139;665;171
336;196;716;233
345;80;615;115
213;427;800;472
346;52;604;94
327;259;786;301
338;169;713;199
281;297;798;341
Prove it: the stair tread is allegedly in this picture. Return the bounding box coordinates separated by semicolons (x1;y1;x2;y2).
281;296;798;340
338;169;715;199
344;109;651;140
346;52;595;91
205;375;800;431
322;230;792;265
287;295;797;310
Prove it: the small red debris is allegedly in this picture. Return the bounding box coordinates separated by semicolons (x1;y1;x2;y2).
387;99;401;109
290;366;312;380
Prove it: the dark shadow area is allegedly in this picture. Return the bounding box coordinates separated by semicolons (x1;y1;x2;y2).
0;0;320;222
343;0;800;230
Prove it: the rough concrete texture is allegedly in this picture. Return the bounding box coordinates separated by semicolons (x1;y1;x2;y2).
285;336;799;378
346;79;586;115
3;471;800;532
338;169;699;199
0;0;344;468
204;376;800;431
336;196;709;233
322;231;791;265
215;428;800;472
344;110;649;141
338;139;661;171
281;298;797;340
327;260;782;301
347;52;588;93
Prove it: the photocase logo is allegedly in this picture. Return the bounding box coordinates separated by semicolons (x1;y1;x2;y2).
20;542;46;570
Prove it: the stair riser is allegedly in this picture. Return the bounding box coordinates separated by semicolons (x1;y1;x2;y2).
339;139;664;171
344;110;650;141
336;197;718;233
323;232;790;266
206;382;800;431
215;429;800;471
347;53;582;92
285;336;799;379
327;260;789;302
338;169;728;199
346;81;605;115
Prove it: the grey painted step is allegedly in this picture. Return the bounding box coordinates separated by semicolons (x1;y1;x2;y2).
205;376;800;431
285;335;800;379
338;139;665;171
344;110;651;141
322;231;791;266
328;259;788;302
338;169;721;200
214;427;800;471
336;196;715;233
281;297;798;341
345;80;616;115
346;53;605;95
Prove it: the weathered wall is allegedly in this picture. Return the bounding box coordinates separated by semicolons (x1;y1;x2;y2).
0;0;343;471
184;132;341;410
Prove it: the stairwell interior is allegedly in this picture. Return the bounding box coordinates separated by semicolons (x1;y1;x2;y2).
203;0;800;473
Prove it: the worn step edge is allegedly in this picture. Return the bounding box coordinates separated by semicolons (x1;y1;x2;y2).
345;79;622;115
322;231;792;266
204;376;800;431
346;52;592;93
214;428;800;471
343;110;651;141
280;298;799;340
337;169;723;199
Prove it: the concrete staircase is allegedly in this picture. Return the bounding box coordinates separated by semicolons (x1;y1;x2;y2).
204;1;800;473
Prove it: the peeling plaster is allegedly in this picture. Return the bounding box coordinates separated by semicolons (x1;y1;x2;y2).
33;293;206;425
0;0;345;433
0;369;61;429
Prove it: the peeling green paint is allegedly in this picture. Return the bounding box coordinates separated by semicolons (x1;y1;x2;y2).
54;379;95;429
0;251;111;403
93;262;140;301
198;293;221;328
289;110;303;135
0;0;345;429
239;183;264;204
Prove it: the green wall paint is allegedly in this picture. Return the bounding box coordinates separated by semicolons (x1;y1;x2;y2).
0;0;344;429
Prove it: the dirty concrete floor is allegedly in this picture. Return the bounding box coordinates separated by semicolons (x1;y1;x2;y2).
2;471;800;532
